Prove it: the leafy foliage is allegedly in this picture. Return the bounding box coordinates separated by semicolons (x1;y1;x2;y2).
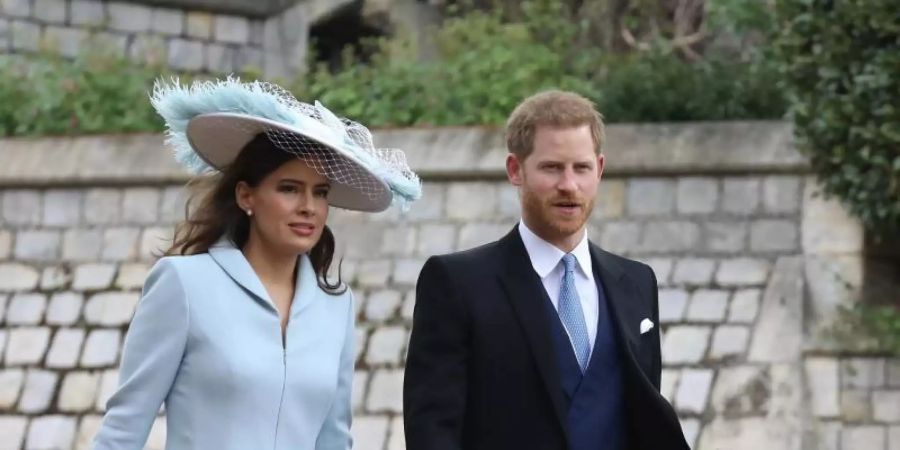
773;0;900;235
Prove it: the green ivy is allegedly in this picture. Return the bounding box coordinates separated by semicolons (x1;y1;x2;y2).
773;0;900;236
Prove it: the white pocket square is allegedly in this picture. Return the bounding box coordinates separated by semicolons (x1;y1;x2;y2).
640;318;655;334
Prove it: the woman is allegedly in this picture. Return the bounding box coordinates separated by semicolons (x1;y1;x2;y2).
93;79;421;450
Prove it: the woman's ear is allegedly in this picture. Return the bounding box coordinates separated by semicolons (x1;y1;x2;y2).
235;181;254;212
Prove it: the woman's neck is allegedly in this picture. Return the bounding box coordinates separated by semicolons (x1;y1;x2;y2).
241;234;298;288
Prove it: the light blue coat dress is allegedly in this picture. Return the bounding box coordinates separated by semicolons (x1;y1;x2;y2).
93;239;354;450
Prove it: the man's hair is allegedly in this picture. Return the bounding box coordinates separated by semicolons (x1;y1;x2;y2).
505;90;605;159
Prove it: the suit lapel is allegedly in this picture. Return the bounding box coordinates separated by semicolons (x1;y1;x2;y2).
496;228;569;441
589;244;643;373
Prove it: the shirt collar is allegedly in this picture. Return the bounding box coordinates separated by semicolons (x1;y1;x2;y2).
518;221;592;279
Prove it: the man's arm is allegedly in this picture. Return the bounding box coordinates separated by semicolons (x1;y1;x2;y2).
648;265;662;390
403;256;469;450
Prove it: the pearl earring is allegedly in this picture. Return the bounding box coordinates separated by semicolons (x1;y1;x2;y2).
246;209;253;216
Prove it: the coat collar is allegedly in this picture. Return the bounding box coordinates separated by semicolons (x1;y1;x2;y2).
207;237;319;316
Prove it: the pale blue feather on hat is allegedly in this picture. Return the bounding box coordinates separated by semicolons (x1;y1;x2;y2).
149;77;422;209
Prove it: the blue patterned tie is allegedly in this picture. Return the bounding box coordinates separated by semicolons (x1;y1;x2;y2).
559;253;591;373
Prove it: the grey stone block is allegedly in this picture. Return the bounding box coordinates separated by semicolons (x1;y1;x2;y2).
40;265;71;290
72;264;117;291
676;177;718;215
805;358;840;418
662;326;710;364
727;288;760;323
841;389;872;422
380;226;417;256
5;327;50;366
703;221;748;253
750;219;798;253
0;416;27;450
416;224;456;256
85;292;139;326
168;38;205;71
672;258;716;285
387;416;405;450
87;31;128;55
748;257;803;363
0;230;11;259
872;390;900;422
46;292;83;326
0;369;24;409
76;415;103;449
365;326;407;365
890;426;900;450
596;179;626;220
70;0;106;26
102;228;139;261
351;416;389;450
446;182;497;221
0;295;6;323
3;189;41;226
890;359;900;388
367;369;403;413
351;370;368;412
627;178;675;216
33;0;66;24
639;221;700;254
26;415;77;450
680;418;701;449
128;34;167;66
122;187;159;225
715;258;770;286
248;20;264;46
10;20;40;51
159;186;187;224
14;230;61;261
842;426;886;450
84;188;121;225
763;175;801;214
95;369;118;412
658;288;688;324
206;42;235;74
6;293;46;325
139;227;173;260
842;358;886;389
458;223;509;251
152;7;184;35
45;328;85;369
393;258;424;287
642;257;673;287
675;368;714;414
80;329;121;367
58;371;100;412
709;325;749;360
215;14;249;44
115;263;149;289
722;178;761;216
235;46;263;71
18;370;57;413
62;229;103;261
710;365;768;416
660;369;679;402
108;2;152;32
401;290;415;321
364;290;402;322
0;0;31;17
186;11;213;39
495;184;520;221
686;289;729;322
600;221;642;254
0;263;40;291
357;260;392;288
42;189;82;227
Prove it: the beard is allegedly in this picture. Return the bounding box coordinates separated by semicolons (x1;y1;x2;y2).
520;186;595;244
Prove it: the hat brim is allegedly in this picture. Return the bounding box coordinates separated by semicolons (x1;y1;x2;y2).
186;113;392;212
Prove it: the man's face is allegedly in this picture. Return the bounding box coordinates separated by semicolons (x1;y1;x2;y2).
507;124;604;248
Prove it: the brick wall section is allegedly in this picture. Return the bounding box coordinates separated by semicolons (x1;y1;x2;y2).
0;124;897;449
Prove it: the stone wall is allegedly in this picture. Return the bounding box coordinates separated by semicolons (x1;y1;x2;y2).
0;123;898;450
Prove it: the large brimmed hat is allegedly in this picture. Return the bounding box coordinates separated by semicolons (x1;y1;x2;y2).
150;78;421;212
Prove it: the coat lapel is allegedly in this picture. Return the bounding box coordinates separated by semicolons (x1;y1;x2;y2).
589;244;642;372
207;238;319;316
495;228;569;442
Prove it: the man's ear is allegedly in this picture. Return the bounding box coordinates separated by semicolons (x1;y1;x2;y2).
507;154;524;186
596;153;605;181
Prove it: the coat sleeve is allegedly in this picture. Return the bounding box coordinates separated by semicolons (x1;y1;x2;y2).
315;290;356;450
403;256;468;450
93;258;189;450
648;265;662;390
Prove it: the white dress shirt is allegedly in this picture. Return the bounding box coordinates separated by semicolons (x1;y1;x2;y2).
518;221;599;356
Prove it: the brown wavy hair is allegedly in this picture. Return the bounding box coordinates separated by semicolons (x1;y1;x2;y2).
166;133;344;294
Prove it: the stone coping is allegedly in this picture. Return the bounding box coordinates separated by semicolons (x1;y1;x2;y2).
115;0;298;17
0;121;806;187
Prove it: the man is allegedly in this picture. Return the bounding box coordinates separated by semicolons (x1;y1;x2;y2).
404;91;689;450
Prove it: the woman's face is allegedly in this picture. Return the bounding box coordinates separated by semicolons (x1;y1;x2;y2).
237;158;330;255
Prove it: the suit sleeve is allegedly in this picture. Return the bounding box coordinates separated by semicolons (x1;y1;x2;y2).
315;290;356;450
93;258;189;450
404;256;468;450
647;264;662;390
